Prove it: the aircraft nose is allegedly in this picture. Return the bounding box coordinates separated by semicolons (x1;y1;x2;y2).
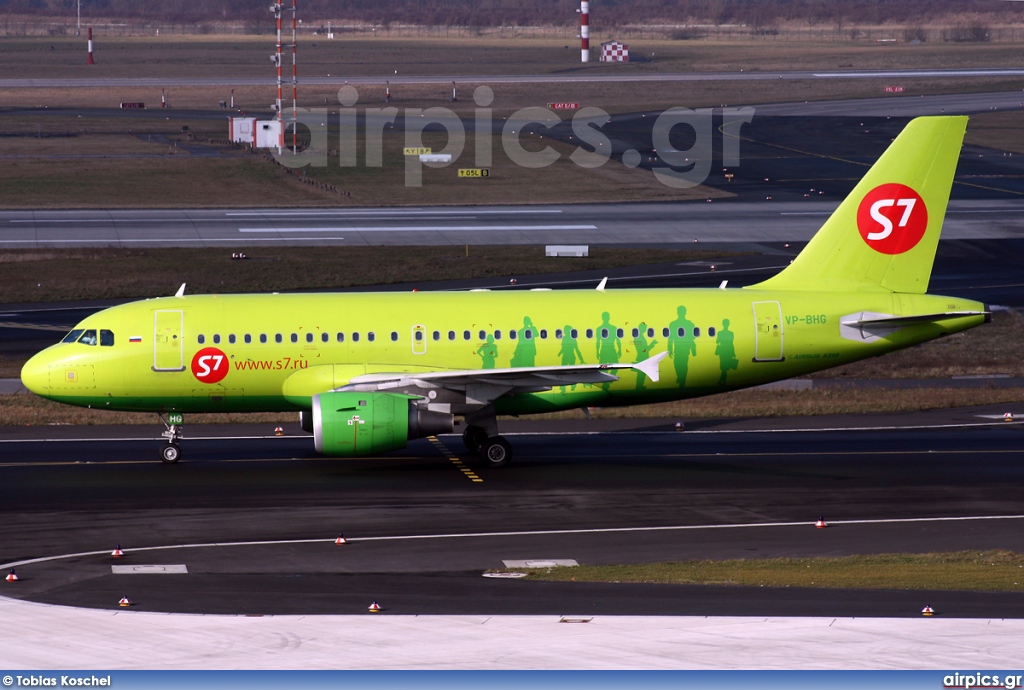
20;351;50;395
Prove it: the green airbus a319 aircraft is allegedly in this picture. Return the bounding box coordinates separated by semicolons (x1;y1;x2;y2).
20;116;988;466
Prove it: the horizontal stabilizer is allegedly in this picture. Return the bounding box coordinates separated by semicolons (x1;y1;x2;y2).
840;311;988;328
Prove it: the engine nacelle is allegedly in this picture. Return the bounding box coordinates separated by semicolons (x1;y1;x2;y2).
311;391;453;457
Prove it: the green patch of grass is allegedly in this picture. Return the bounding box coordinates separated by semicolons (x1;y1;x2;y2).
507;550;1024;592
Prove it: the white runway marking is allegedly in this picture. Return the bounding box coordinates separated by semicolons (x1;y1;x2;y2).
4;514;1024;571
238;225;598;232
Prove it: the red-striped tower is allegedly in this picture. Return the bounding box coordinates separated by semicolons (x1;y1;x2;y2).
580;1;589;63
274;4;283;154
87;26;94;64
291;0;298;154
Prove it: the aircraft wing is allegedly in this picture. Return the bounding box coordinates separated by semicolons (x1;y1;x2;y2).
337;351;668;395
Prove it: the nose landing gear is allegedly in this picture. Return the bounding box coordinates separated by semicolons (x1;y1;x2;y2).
159;412;184;464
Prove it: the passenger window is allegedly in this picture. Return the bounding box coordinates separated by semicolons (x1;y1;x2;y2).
708;326;717;337
321;333;329;343
663;327;670;338
306;333;313;343
525;330;533;340
368;332;375;342
245;334;252;344
78;330;97;346
229;334;236;344
100;330;114;347
647;327;655;338
352;332;360;342
571;328;579;339
291;333;298;343
478;330;486;340
463;330;471;340
448;331;456;341
694;327;701;337
62;329;84;344
213;334;221;344
415;331;423;341
432;331;440;341
555;329;563;339
509;329;517;340
337;333;345;343
494;330;502;340
391;332;399;342
260;334;267;344
586;329;593;339
616;328;624;338
197;334;206;345
539;329;547;339
631;328;639;338
275;334;283;343
677;327;686;337
600;328;608;339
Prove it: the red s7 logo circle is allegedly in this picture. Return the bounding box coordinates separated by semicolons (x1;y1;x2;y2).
857;183;928;255
191;347;228;384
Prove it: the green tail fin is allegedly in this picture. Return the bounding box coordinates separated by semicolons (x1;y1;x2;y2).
749;116;966;294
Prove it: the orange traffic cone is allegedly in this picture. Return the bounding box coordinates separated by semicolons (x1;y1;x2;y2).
368;601;381;613
335;533;348;545
111;544;125;558
119;596;132;607
922;605;935;616
815;517;828;529
6;569;18;583
274;426;284;436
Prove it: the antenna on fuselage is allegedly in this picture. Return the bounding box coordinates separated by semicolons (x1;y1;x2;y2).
174;283;186;298
596;277;608;291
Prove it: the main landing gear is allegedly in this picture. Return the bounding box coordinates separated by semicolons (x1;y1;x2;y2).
159;413;183;464
462;424;512;468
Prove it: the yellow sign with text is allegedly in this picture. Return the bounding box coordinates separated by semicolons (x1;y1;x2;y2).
458;168;490;178
403;147;432;155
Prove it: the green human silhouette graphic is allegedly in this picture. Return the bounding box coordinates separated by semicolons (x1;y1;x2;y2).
595;312;622;391
595;312;621;364
510;316;538;368
557;324;584;392
475;334;498;370
715;318;738;384
667;305;697;387
632;322;658;390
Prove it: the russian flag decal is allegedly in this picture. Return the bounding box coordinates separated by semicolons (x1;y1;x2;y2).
129;336;142;343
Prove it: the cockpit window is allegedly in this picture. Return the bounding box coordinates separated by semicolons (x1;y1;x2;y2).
100;330;114;347
62;329;84;344
78;329;98;346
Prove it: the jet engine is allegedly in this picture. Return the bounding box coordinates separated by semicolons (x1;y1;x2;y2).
311;391;453;457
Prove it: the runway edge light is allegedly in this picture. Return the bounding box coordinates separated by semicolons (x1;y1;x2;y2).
1004;412;1014;422
815;517;828;529
6;569;18;582
111;544;124;558
922;605;935;616
368;601;381;612
119;596;132;607
335;533;348;545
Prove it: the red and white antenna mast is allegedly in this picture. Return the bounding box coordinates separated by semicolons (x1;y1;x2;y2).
580;0;590;63
87;26;94;64
270;3;298;154
291;0;298;155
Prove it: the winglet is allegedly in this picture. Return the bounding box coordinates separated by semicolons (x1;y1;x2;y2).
596;277;608;291
632;351;668;383
174;283;186;298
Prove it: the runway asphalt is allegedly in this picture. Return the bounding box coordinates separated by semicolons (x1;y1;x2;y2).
1;406;1023;618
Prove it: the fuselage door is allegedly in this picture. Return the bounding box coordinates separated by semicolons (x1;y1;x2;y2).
411;324;427;355
752;301;784;362
153;309;185;372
